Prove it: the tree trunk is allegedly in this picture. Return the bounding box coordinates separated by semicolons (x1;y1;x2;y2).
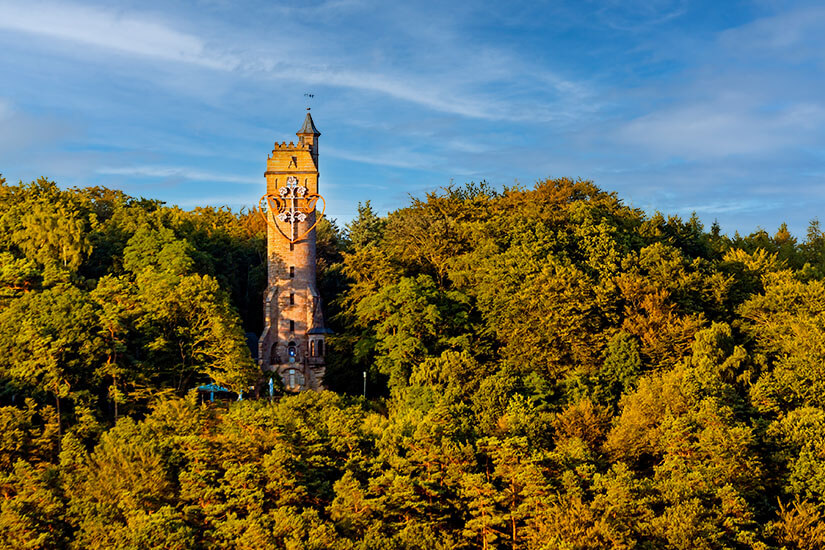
512;514;516;548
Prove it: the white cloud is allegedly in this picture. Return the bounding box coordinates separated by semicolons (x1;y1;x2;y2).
672;199;780;215
300;70;508;121
719;6;825;56
324;145;437;170
593;0;688;32
617;100;825;158
251;63;564;122
0;1;592;123
0;1;236;69
97;165;259;185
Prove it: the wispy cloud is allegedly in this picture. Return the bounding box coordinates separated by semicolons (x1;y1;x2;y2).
324;146;439;170
0;1;593;123
672;199;781;215
97;165;259;185
617;100;825;158
595;0;688;32
269;68;521;121
719;5;825;59
0;2;237;69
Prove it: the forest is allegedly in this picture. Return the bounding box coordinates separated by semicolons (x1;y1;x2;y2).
0;174;824;549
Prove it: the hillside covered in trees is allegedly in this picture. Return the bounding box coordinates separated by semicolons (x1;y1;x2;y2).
1;175;825;549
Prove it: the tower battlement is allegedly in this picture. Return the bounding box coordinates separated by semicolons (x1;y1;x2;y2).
271;140;312;152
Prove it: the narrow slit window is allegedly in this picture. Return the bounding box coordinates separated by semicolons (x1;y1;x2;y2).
290;242;294;251
318;340;324;356
289;320;295;332
289;266;295;278
289;293;295;305
310;340;316;357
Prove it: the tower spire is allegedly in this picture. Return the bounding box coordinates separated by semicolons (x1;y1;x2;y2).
297;109;320;164
298;109;321;136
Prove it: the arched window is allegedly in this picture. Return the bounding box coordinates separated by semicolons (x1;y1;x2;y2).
318;339;324;357
287;341;297;359
310;340;316;357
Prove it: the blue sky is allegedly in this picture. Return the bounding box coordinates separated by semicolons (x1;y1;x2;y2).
0;0;824;236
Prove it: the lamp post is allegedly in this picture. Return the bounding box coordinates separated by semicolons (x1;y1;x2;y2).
363;371;367;399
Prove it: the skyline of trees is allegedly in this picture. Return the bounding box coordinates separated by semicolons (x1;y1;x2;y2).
1;174;825;548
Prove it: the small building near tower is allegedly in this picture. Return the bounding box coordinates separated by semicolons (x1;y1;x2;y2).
257;111;332;391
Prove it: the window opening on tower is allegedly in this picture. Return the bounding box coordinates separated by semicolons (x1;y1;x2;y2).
289;266;295;278
290;320;295;332
290;293;295;305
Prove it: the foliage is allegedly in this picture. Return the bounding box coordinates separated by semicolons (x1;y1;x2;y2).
0;178;260;422
0;175;824;547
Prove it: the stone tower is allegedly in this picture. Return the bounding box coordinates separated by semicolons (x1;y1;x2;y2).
258;111;330;391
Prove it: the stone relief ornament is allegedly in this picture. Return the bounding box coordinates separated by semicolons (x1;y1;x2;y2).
259;176;326;244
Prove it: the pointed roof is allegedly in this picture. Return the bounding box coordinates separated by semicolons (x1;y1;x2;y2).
298;111;321;136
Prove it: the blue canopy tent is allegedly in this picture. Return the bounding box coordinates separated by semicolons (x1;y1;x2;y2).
196;383;241;402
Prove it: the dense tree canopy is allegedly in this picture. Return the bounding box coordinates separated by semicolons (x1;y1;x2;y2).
1;174;825;548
